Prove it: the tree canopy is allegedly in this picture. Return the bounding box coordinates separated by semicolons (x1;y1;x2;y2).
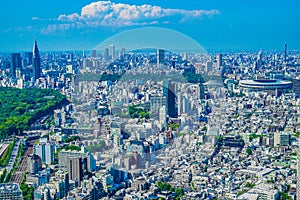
0;87;67;137
128;105;150;119
182;72;204;84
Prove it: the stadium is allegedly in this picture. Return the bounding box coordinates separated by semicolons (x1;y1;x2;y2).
239;79;293;95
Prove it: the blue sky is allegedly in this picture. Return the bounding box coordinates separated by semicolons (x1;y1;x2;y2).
0;0;299;51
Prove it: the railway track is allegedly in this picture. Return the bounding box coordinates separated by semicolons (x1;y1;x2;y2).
10;144;34;184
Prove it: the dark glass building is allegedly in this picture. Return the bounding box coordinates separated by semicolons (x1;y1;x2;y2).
163;80;177;118
10;53;21;79
33;39;41;81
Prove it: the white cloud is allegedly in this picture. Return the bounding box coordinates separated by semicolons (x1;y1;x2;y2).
42;1;219;33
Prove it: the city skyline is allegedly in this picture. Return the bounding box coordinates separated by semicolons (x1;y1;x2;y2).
0;0;300;51
0;23;300;198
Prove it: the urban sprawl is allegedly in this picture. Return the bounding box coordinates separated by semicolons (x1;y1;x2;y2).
0;40;300;200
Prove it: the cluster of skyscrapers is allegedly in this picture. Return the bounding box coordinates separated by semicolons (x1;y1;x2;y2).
8;38;41;84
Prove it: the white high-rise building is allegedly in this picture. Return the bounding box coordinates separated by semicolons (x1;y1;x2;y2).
159;106;167;125
182;95;190;114
216;54;222;69
109;44;115;60
257;50;263;69
34;139;55;165
177;93;182;116
178;93;190;115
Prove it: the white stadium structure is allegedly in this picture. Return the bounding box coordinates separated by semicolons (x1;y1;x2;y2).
239;79;292;95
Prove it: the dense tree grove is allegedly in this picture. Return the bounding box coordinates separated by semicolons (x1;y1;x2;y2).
128;105;150;119
182;72;204;84
0;87;67;137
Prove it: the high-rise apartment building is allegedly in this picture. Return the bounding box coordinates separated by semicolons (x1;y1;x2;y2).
67;157;84;186
34;140;55;165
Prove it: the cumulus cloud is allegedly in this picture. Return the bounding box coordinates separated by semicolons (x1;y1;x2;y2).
41;1;219;34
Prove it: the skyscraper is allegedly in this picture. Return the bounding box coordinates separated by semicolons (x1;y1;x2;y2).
120;48;126;59
206;61;213;73
33;38;41;81
10;53;21;79
34;141;55;165
284;43;287;63
157;49;164;67
22;52;33;68
257;50;263;69
177;93;183;116
159;106;167;125
216;53;222;69
163;80;177;118
104;48;109;60
109;44;115;60
25;52;33;65
67;157;84;186
91;50;96;58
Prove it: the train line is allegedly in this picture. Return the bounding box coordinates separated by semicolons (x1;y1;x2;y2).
10;141;34;184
